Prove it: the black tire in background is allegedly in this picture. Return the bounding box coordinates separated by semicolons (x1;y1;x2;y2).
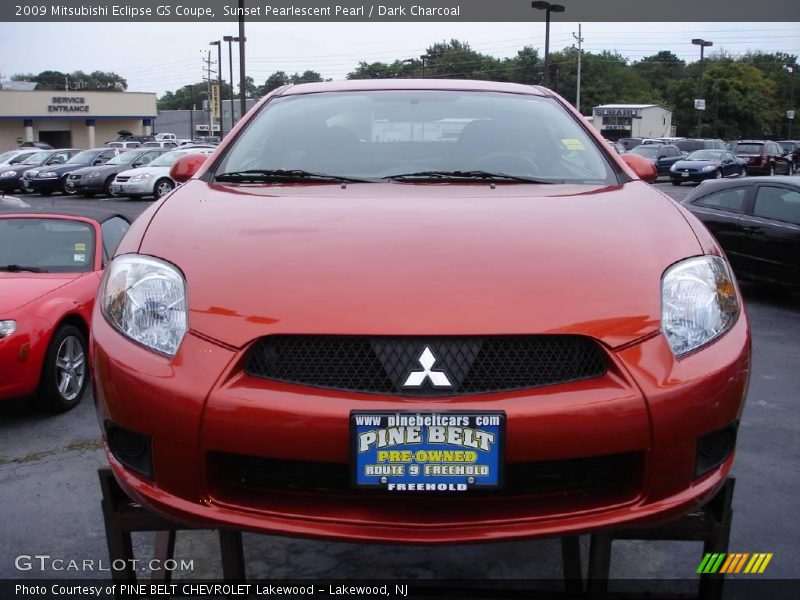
37;324;88;412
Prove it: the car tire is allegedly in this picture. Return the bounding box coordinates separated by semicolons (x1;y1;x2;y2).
769;164;775;176
740;167;747;177
61;177;75;195
715;170;722;179
103;177;115;196
154;178;174;198
37;324;88;412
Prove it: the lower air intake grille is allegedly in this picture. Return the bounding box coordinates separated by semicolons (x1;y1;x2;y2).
244;335;607;396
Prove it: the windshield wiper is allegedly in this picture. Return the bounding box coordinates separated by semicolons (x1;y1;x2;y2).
215;169;374;183
0;264;47;273
383;170;555;184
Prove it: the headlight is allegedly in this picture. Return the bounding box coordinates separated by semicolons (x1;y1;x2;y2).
0;170;16;178
38;171;57;178
130;173;152;182
87;171;101;178
101;255;188;357
661;256;740;357
0;320;17;338
702;165;716;172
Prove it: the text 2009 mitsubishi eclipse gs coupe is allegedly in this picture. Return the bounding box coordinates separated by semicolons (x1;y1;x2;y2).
93;80;750;544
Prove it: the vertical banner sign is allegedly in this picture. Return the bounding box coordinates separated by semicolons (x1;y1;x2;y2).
211;85;221;119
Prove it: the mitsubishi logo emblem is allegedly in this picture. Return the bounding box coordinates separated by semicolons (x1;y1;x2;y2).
403;346;452;388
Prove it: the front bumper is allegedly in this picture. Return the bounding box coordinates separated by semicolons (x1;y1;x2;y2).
93;313;750;543
28;178;61;193
111;179;153;196
669;170;718;183
68;178;105;193
0;176;22;191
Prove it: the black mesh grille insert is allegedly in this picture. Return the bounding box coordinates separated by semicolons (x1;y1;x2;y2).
244;335;606;396
208;452;639;497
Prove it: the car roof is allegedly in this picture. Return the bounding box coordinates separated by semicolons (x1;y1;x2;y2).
0;205;131;224
681;176;799;203
276;78;549;97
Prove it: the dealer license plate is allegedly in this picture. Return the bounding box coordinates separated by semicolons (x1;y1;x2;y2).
351;411;504;491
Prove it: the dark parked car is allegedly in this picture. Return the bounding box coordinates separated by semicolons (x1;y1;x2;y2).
683;177;800;287
675;139;728;154
1;149;82;194
66;148;168;196
24;148;120;195
629;143;683;177
669;150;747;185
19;141;54;149
617;137;643;151
731;140;792;176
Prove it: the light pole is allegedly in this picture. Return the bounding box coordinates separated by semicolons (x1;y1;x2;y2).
692;38;713;138
224;35;240;130
532;1;565;88
209;40;223;138
238;0;247;119
786;63;797;139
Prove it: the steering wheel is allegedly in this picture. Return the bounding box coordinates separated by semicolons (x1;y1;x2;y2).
470;152;539;175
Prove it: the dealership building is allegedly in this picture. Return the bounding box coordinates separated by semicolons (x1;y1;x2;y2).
592;104;674;140
0;89;158;150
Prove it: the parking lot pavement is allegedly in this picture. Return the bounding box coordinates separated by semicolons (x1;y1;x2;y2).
1;189;799;581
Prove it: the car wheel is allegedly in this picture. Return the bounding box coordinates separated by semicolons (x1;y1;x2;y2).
769;164;775;176
154;178;174;198
740;167;746;177
103;177;115;196
671;181;681;186
715;170;722;179
62;177;76;195
38;324;88;412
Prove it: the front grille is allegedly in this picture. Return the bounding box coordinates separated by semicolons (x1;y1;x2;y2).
245;335;607;397
115;176;130;182
208;452;640;497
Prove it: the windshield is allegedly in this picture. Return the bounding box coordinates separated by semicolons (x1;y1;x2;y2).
0;218;95;273
734;143;764;154
217;90;616;184
105;152;141;165
778;141;796;151
630;145;659;158
67;150;100;164
687;150;724;161
22;151;50;165
0;151;17;163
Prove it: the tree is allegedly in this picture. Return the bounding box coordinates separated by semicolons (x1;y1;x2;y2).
261;71;291;93
157;81;234;110
12;70;127;91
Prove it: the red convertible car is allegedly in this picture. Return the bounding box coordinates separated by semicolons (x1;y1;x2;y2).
0;208;129;411
93;80;750;543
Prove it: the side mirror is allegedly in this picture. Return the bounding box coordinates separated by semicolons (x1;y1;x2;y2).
621;153;658;183
170;153;207;184
92;159;104;165
132;161;143;168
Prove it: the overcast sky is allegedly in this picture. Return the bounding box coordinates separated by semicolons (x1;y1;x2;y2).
1;21;798;97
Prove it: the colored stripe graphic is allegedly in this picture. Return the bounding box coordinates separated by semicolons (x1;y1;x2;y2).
698;552;772;574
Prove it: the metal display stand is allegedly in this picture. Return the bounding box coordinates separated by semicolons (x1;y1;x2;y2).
98;468;734;599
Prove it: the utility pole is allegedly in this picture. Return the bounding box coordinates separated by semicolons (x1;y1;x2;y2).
224;36;240;130
572;24;583;113
202;50;219;137
189;84;194;139
238;0;247;119
210;40;223;138
787;63;797;139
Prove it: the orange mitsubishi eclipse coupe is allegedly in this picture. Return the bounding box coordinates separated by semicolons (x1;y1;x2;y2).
93;80;750;544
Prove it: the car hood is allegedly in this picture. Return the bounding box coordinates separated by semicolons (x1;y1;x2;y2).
37;164;87;176
0;273;81;313
138;180;703;349
116;166;170;178
673;159;719;168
